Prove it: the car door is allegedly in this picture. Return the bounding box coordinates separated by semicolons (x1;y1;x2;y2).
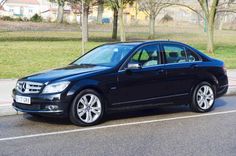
111;44;168;106
161;43;202;96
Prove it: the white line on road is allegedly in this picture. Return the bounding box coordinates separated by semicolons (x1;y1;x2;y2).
1;109;236;142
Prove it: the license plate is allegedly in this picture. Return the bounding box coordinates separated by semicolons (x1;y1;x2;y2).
15;95;31;105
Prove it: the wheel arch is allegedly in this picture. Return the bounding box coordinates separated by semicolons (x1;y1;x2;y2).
67;80;109;114
190;75;218;97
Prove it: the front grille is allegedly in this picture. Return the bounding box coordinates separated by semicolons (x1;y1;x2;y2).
16;81;43;94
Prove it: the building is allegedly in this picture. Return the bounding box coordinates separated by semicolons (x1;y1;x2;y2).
1;0;41;18
1;0;76;22
0;0;72;21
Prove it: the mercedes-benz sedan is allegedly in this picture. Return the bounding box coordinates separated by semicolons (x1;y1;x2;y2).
12;41;228;126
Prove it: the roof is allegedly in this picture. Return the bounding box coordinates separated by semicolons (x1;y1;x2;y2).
106;40;186;47
5;0;39;5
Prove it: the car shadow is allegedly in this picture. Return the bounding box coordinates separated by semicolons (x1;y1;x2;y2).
23;98;228;126
105;105;190;122
23;114;72;125
211;98;227;111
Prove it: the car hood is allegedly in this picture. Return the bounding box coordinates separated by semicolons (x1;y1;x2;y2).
22;64;111;83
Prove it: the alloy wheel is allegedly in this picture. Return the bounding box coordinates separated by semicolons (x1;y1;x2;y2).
77;94;102;123
196;85;214;110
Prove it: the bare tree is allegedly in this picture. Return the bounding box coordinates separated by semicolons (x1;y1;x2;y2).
167;0;236;53
196;0;236;53
217;0;236;29
97;0;104;23
107;0;135;41
107;0;119;39
138;0;172;39
81;0;90;42
50;0;65;23
70;0;96;42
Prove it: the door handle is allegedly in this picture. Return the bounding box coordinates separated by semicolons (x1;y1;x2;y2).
156;69;165;74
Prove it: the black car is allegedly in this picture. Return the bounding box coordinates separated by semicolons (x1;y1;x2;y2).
12;41;228;126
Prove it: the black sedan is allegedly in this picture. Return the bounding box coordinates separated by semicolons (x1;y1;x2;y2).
12;41;228;126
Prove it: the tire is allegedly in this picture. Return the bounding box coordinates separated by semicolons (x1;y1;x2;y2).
190;82;215;113
69;89;105;126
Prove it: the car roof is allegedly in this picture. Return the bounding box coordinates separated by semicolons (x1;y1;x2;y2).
106;40;187;47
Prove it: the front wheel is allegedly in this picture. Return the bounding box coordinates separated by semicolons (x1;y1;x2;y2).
69;89;105;126
190;82;215;113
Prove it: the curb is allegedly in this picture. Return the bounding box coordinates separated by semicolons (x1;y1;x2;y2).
1;87;236;117
225;87;236;96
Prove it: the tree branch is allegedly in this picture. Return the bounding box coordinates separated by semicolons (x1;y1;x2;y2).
163;3;204;19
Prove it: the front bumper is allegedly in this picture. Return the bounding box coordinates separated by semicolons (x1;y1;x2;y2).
12;105;63;113
12;89;73;116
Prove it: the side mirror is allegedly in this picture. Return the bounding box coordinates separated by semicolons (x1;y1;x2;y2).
127;62;141;70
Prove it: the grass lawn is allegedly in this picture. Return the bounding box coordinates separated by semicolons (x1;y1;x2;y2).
0;28;236;78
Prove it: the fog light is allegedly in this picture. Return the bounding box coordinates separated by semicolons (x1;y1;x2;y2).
46;105;59;111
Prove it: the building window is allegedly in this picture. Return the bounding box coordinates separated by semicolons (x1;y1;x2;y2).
29;9;33;13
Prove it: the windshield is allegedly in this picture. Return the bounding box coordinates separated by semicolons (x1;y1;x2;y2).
73;44;135;67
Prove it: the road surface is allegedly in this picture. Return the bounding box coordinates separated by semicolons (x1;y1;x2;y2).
0;96;236;156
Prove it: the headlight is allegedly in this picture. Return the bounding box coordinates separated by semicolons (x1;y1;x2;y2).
42;81;70;94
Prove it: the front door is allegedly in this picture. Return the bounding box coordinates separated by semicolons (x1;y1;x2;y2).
111;44;167;106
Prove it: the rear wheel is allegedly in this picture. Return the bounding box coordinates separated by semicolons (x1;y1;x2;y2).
190;82;215;112
69;89;105;126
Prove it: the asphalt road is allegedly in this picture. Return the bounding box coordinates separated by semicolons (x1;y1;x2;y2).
1;96;236;156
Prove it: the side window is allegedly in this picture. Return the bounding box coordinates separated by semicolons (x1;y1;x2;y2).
163;44;187;64
129;45;160;67
186;48;201;62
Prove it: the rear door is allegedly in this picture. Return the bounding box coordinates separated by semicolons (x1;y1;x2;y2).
161;43;201;96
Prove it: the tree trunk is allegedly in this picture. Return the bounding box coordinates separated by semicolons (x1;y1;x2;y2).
57;3;64;23
82;4;89;42
206;0;218;53
218;15;224;30
207;22;214;53
218;2;228;30
118;5;126;42
149;14;156;39
97;0;104;24
135;2;138;21
112;8;118;40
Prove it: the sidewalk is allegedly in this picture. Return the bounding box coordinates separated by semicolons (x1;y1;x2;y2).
1;70;236;116
0;79;17;105
227;70;236;87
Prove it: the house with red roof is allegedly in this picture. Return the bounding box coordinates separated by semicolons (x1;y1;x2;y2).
2;0;41;18
1;0;74;21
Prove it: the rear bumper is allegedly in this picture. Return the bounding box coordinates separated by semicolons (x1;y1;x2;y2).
216;84;228;98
